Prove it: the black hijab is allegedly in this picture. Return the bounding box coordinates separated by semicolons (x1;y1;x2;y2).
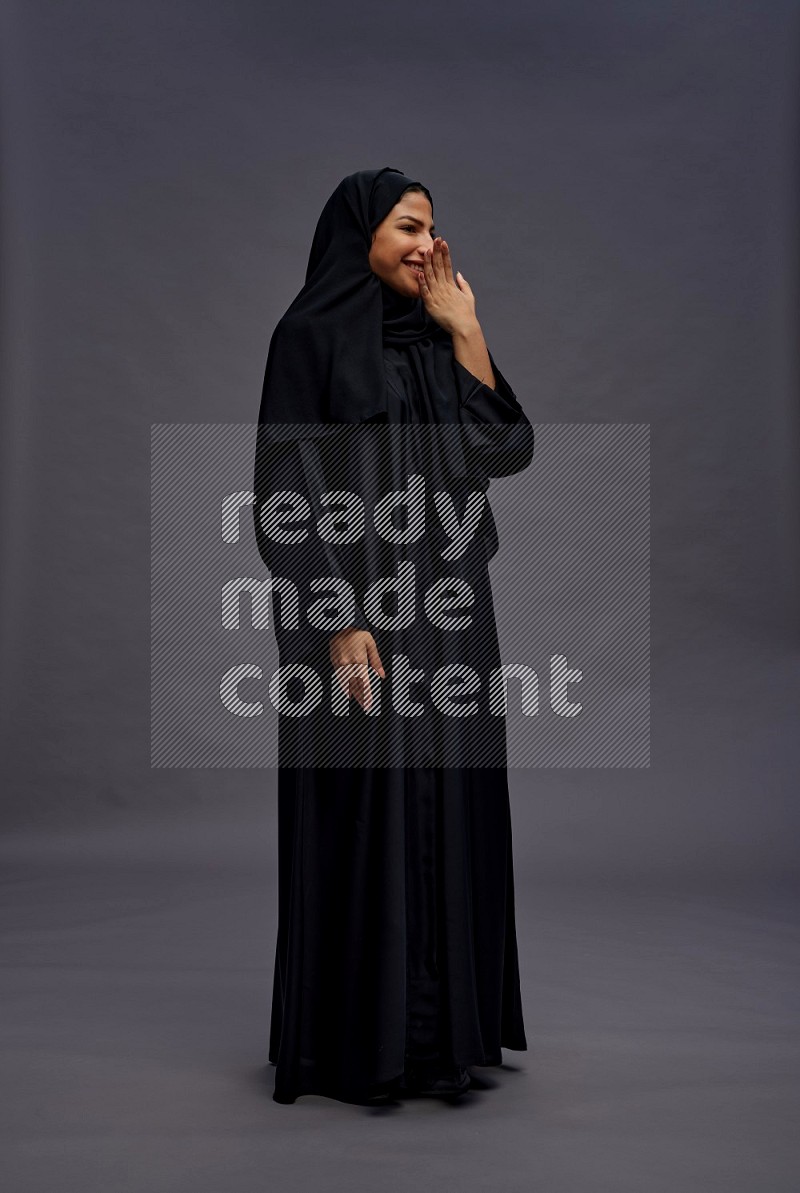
256;167;450;441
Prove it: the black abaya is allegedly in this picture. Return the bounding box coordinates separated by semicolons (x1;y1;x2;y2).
265;341;532;1105
254;167;534;1104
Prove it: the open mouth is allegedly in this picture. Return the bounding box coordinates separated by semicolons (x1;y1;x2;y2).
403;261;424;272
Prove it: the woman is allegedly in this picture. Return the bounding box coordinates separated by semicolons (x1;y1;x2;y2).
254;167;534;1105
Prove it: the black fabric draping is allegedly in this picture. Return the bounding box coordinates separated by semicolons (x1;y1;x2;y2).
268;349;533;772
256;166;443;437
252;167;442;662
253;168;534;1105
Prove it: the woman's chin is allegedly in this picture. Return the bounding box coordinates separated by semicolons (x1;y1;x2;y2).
398;276;421;299
380;272;417;299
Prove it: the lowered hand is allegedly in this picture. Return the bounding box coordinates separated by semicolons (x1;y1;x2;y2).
329;627;386;712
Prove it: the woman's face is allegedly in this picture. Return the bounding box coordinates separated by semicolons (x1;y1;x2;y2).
369;190;436;297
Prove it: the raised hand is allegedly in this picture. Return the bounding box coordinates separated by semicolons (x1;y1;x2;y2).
416;237;478;337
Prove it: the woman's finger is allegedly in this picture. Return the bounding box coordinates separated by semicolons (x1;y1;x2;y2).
419;255;433;306
423;247;435;292
366;640;386;679
342;660;373;710
334;666;351;697
351;672;373;710
432;238;446;285
441;240;455;283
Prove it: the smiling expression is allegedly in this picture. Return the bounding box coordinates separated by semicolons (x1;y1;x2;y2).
368;189;436;298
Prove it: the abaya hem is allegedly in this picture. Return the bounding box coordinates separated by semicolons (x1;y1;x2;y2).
271;1045;529;1107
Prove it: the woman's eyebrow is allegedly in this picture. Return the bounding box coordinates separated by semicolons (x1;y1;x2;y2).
396;213;436;233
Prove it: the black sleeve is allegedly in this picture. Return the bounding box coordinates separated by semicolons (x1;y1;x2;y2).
253;430;371;665
452;351;535;478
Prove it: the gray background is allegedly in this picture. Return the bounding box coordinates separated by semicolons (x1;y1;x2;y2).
1;0;798;1189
